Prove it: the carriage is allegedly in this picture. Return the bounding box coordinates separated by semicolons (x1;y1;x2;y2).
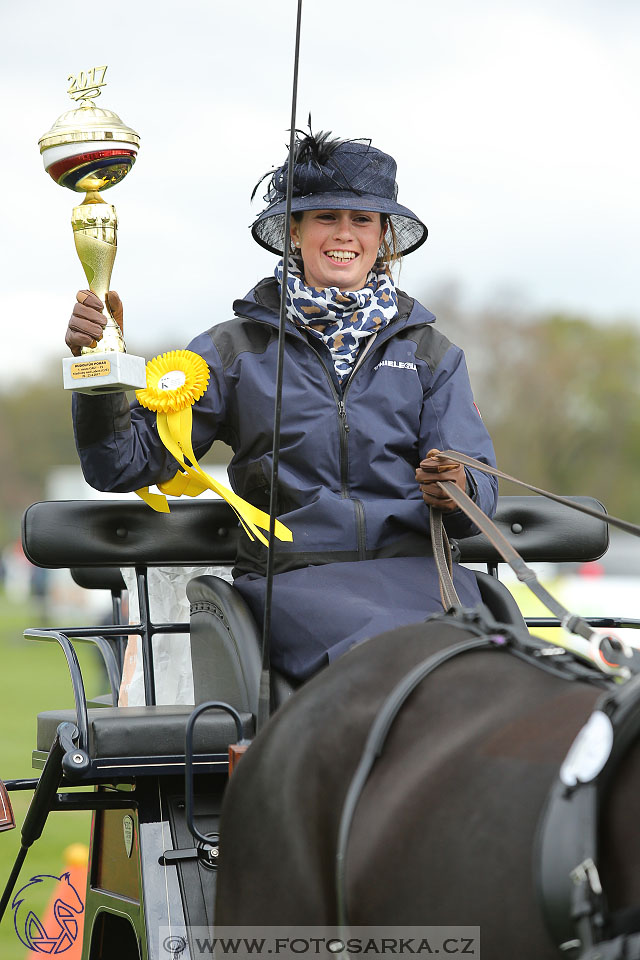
1;492;639;960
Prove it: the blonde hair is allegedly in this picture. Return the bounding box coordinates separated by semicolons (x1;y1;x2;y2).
378;216;402;275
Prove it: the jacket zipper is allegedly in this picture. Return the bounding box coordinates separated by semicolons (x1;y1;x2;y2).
340;370;371;562
238;313;405;560
337;399;350;496
336;397;365;560
300;346;366;557
326;340;386;562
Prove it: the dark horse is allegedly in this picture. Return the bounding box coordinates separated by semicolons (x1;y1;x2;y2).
215;613;640;960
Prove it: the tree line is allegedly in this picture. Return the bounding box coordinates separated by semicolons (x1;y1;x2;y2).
425;284;640;520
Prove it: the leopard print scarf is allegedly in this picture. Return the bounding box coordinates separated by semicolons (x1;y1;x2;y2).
274;257;398;383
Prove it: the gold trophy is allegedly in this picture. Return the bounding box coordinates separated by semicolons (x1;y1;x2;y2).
38;66;146;393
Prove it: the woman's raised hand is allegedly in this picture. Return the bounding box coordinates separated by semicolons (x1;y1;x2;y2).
416;448;467;512
65;290;123;356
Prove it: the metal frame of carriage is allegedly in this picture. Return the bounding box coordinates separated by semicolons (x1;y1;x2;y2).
0;493;636;960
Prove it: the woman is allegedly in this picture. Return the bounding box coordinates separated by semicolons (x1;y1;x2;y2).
66;131;498;681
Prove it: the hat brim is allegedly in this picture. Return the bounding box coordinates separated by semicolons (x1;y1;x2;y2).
251;191;428;257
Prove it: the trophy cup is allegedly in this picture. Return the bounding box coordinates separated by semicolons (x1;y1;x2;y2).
38;66;146;393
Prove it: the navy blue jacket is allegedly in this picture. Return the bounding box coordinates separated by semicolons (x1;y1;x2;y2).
73;279;498;579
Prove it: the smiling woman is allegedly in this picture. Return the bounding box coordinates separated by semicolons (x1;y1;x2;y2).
290;209;386;291
64;128;499;682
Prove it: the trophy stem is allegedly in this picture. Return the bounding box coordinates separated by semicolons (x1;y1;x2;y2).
72;197;126;354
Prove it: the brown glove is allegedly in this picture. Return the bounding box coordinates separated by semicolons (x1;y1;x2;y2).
65;289;123;356
415;448;467;512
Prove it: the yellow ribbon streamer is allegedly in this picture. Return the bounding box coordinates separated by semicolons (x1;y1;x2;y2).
134;350;293;547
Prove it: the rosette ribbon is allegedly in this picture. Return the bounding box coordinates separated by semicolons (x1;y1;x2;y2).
134;350;293;548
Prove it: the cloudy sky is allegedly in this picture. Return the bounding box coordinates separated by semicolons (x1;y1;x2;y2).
2;0;640;384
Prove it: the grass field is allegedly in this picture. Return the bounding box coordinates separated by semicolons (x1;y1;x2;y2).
0;593;101;960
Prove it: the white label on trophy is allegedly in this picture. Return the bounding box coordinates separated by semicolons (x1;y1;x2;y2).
158;370;186;391
71;359;112;379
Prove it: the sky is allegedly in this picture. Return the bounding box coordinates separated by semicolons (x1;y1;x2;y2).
2;0;640;386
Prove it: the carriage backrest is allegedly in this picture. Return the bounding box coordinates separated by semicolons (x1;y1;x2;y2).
22;498;238;568
20;495;609;711
22;495;608;570
457;495;608;564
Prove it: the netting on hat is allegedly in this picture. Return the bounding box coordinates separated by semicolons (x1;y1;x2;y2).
252;212;426;257
252;133;388;207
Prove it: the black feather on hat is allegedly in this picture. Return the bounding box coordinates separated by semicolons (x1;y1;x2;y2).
251;127;427;257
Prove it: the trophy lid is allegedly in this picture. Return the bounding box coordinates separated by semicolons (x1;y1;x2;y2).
38;102;140;152
38;68;140;194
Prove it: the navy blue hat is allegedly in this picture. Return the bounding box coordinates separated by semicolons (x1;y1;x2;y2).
251;131;428;257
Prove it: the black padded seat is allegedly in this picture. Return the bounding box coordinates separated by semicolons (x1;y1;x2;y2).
474;570;528;628
189;576;263;712
188;575;297;710
36;706;253;758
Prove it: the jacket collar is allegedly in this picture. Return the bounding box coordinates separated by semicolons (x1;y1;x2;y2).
233;277;435;333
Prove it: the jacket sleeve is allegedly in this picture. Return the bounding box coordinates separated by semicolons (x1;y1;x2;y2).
419;342;498;537
71;331;228;493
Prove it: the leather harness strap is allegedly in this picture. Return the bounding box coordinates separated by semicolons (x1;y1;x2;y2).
429;507;461;610
439;450;640;539
536;673;640;957
433;480;598;643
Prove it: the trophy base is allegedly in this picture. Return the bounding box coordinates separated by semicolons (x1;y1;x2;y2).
63;352;147;394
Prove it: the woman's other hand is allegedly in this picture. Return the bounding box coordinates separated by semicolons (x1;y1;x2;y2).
416;448;467;512
65;290;123;356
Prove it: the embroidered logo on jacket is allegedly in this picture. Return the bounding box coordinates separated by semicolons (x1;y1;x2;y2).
374;360;418;372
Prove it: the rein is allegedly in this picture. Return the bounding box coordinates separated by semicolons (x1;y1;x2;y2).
438;450;640;539
431;451;639;679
